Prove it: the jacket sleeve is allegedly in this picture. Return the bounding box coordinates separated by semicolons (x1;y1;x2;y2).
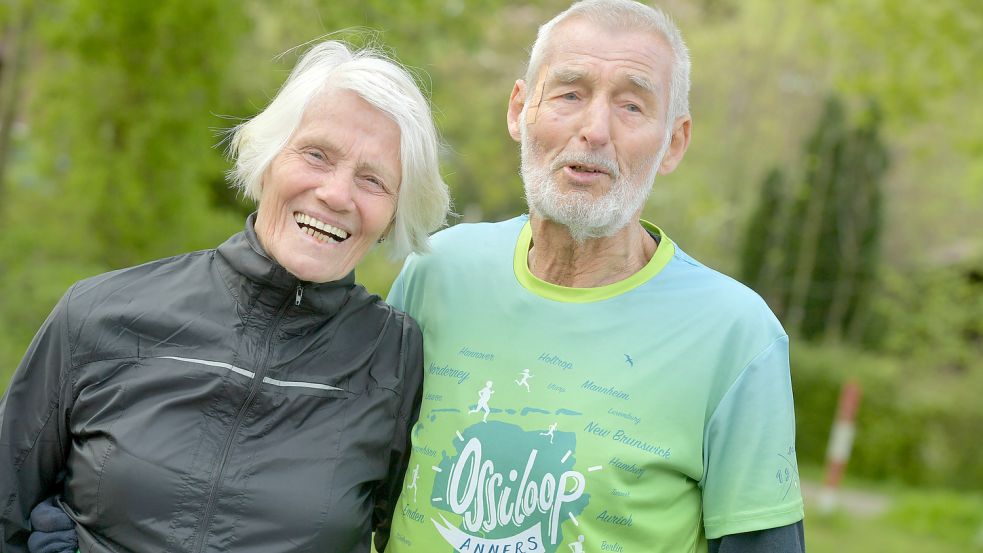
708;520;805;553
371;313;424;552
0;288;76;552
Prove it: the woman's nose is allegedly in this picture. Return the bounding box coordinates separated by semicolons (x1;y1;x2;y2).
313;171;356;212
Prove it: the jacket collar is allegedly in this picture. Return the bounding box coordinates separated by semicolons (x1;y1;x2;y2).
215;213;356;315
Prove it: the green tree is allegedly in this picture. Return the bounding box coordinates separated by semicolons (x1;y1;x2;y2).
757;96;889;342
739;167;788;309
0;0;251;384
0;0;35;206
781;96;848;336
827;102;887;342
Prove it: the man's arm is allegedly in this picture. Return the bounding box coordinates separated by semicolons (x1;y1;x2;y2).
701;335;805;541
708;520;805;553
25;497;77;553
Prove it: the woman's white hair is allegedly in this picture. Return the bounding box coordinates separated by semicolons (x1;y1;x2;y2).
524;0;691;127
227;40;450;259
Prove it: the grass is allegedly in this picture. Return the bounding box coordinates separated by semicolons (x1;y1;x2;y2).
802;469;983;552
807;509;973;552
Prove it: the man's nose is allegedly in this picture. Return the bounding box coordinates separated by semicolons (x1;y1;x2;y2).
580;99;612;150
314;170;356;211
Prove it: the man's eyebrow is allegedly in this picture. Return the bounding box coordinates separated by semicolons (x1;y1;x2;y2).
546;68;658;97
547;67;587;85
627;73;657;95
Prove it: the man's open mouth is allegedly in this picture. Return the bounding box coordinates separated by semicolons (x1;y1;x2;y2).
567;164;608;174
294;213;350;243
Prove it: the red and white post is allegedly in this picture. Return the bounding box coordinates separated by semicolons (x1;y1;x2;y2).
818;379;862;513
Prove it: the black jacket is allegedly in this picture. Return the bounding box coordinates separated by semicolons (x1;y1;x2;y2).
0;216;423;552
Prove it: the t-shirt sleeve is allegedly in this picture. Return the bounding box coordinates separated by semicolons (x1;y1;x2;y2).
385;257;413;311
699;334;804;539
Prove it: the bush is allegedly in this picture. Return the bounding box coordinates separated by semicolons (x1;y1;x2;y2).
792;341;983;490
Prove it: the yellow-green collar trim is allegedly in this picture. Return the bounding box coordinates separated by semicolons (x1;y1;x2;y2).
513;220;675;303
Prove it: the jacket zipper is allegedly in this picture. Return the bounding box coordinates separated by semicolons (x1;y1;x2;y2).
191;288;295;552
295;284;304;306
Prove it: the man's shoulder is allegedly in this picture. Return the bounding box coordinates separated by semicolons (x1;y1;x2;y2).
390;217;524;315
429;215;527;251
666;244;783;330
406;215;526;272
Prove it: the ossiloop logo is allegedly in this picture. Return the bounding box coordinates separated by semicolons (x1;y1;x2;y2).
431;422;589;553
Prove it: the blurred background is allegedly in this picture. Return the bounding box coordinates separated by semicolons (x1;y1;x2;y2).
1;0;980;549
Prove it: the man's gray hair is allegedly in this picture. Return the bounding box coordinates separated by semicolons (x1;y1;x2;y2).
227;40;450;258
524;0;691;126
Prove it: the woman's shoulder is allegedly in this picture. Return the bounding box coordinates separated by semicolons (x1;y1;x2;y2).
59;249;219;357
71;249;215;304
347;283;422;340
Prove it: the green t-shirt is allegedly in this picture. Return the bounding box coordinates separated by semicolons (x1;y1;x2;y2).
385;216;803;553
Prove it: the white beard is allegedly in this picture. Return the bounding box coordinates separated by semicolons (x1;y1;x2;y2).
519;111;668;244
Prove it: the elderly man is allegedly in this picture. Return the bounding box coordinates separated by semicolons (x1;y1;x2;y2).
385;1;803;552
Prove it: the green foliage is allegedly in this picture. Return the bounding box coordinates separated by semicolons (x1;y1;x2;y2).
791;341;983;490
355;248;404;299
0;0;251;381
744;96;889;343
26;0;250;266
739;168;787;305
866;262;983;372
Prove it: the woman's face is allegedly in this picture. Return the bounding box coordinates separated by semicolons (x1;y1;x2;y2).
254;88;401;283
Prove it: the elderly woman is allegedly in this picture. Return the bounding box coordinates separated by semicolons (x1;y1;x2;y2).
0;40;449;553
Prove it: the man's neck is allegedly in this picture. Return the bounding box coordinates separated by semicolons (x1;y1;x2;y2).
527;214;657;288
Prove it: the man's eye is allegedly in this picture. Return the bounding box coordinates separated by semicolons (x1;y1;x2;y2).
562;92;579;101
305;150;325;161
625;103;642;113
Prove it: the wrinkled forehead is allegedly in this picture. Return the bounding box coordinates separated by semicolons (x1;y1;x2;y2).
293;88;403;178
543;61;661;97
534;17;673;89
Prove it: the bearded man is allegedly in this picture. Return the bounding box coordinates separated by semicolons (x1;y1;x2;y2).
384;1;804;552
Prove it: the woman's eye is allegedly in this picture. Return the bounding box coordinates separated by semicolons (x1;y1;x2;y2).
305;150;325;161
360;176;387;193
625;103;642;113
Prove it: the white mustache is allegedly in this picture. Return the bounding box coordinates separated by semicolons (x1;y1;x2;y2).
550;153;619;179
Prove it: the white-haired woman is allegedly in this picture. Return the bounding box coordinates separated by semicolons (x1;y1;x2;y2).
0;40;449;553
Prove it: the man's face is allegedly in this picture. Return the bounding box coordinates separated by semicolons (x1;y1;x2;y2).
511;19;680;241
254;88;400;283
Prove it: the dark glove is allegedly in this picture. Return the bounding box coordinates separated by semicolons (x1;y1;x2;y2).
28;496;78;553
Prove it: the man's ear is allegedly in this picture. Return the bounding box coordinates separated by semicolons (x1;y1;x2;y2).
507;79;527;143
658;114;692;175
